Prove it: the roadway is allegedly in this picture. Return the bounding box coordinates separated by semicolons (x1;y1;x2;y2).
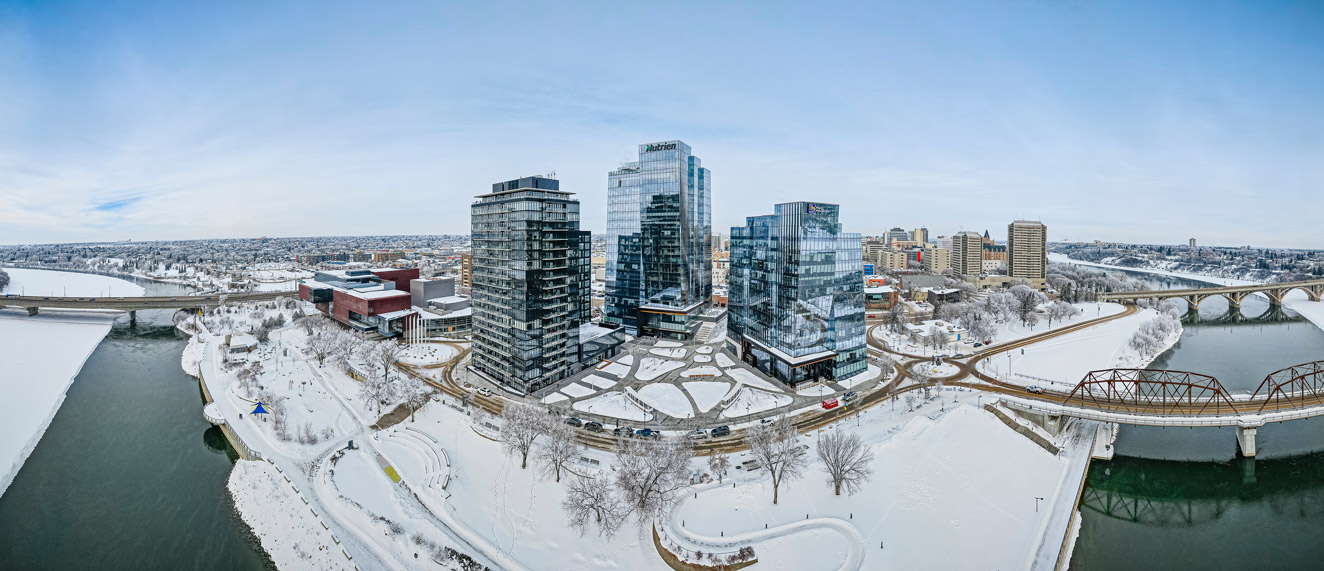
0;291;293;311
396;303;1145;454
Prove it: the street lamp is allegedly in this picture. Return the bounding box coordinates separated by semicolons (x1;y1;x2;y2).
1035;496;1044;512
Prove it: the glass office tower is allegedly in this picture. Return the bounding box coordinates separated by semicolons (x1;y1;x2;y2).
470;176;591;394
604;140;712;340
727;202;866;386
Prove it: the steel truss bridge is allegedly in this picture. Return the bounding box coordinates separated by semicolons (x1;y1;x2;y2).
1002;361;1324;457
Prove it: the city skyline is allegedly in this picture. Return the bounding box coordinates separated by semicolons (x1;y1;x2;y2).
3;1;1324;248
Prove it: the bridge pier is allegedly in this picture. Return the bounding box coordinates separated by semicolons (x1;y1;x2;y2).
1235;425;1258;458
1015;409;1062;436
26;307;38;316
1240;455;1257;485
129;310;137;327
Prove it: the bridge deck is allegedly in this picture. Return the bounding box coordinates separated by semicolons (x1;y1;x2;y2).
0;291;291;310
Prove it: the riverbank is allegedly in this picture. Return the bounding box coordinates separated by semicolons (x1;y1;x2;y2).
0;268;147;499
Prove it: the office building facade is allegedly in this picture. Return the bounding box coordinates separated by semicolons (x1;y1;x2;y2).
1007;220;1047;280
604;140;712;339
470;176;591;394
727;202;866;387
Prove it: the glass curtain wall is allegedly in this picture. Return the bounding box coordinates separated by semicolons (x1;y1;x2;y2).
605;141;711;338
728;202;865;385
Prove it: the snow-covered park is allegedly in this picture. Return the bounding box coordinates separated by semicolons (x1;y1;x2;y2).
674;402;1076;571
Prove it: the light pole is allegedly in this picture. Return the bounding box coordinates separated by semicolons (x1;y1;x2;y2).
1035;496;1044;512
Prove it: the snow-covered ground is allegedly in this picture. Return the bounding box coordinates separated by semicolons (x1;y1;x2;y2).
837;364;884;390
682;381;731;414
635;384;696;419
715;353;737;368
675;403;1073;571
0;267;146;297
0;310;116;498
228;459;353;570
719;388;793;418
648;347;688;359
572;391;654;422
871;301;1127;357
636;357;686;382
581;374;618;390
727;367;786;393
981;307;1170;388
680;365;724;378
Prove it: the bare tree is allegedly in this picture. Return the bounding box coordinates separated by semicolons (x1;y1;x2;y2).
745;416;808;505
614;436;693;522
816;430;875;496
401;378;432;422
373;341;404;385
304;317;341;366
500;401;547;469
562;474;628;538
538;419;580;482
707;453;731;484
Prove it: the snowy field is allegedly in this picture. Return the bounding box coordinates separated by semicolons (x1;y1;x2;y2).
1;267;146;297
0;311;116;498
229;460;353;570
675;405;1067;571
715;353;736;368
984;307;1164;388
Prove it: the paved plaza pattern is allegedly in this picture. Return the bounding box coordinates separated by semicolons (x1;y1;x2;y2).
528;336;887;431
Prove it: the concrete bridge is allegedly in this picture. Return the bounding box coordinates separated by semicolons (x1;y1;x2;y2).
1000;362;1324;458
0;291;292;322
1099;279;1324;309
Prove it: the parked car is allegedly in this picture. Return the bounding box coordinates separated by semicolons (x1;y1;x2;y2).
583;421;604;432
635;428;659;439
1026;385;1044;394
613;426;633;437
687;429;709;440
565;417;584;427
973;342;983;348
710;425;731;438
477;387;493;397
842;391;859;401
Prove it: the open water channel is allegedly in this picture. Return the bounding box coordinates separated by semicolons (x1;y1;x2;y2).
0;279;271;570
1067;267;1324;570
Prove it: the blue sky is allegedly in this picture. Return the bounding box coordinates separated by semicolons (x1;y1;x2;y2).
1;0;1322;247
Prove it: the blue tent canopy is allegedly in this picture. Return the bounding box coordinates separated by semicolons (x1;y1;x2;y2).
251;402;269;415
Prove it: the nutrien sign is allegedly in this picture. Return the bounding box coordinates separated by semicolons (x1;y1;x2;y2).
644;142;678;152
